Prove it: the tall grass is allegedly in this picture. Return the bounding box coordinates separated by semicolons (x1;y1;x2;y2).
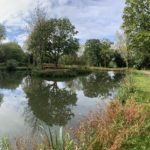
74;100;146;150
117;72;135;103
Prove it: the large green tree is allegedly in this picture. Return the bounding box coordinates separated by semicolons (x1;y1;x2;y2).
27;18;79;67
84;39;102;66
0;42;25;63
84;39;113;67
45;19;79;67
27;19;47;66
100;39;113;67
122;0;150;68
27;7;47;66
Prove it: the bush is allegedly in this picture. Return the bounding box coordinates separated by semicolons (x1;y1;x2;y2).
6;59;18;71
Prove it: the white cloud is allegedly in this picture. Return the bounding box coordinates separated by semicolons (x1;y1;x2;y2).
1;37;10;44
15;33;28;47
0;0;33;26
0;0;125;46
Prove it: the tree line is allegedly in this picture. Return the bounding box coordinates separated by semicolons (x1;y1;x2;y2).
0;0;149;69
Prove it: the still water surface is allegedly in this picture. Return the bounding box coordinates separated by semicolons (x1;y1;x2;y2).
0;71;124;139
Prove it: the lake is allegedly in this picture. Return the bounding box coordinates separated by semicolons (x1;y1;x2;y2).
0;71;124;139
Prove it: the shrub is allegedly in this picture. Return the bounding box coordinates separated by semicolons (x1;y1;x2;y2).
6;59;18;71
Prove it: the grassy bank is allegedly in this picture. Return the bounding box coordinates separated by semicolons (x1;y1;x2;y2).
32;67;92;78
117;70;150;149
87;66;127;72
31;65;127;78
118;70;150;103
1;70;150;150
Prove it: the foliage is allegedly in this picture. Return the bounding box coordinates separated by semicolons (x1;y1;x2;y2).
100;39;114;67
27;14;47;66
59;54;78;65
27;18;79;67
113;51;126;68
84;39;113;67
122;0;150;68
59;54;86;66
0;42;25;63
45;18;79;67
6;59;18;71
114;31;129;67
84;39;102;66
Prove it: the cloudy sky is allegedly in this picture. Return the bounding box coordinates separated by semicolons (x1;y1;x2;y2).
0;0;125;46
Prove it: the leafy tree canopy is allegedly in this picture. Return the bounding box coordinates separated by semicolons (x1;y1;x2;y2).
84;39;113;67
122;0;150;68
27;18;79;67
0;42;25;63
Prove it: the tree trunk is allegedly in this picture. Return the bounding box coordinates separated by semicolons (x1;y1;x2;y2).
126;39;129;69
55;55;59;68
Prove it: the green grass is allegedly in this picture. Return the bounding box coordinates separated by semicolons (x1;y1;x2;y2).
132;71;150;103
118;70;150;150
118;70;150;103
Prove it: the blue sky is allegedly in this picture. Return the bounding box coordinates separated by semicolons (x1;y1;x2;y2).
0;0;125;46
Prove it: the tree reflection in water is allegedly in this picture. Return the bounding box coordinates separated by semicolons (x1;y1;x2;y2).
65;72;124;98
23;77;77;129
0;71;26;89
0;94;3;106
